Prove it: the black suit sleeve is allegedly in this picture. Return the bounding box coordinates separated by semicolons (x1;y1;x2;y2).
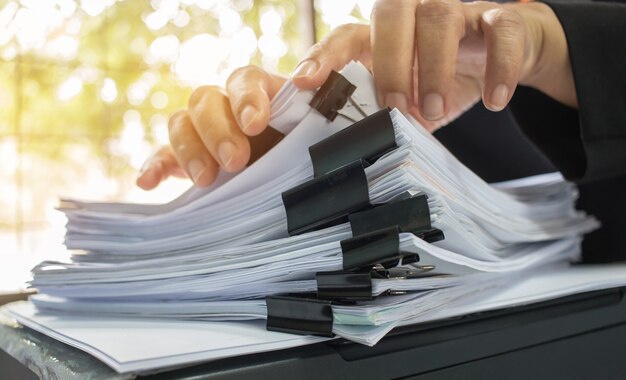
508;0;626;182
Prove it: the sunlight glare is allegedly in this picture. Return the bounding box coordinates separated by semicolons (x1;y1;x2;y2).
56;75;83;102
80;0;106;17
219;8;242;35
100;77;118;103
260;7;282;35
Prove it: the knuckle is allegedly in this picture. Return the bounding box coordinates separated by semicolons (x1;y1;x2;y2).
228;65;267;86
168;112;199;152
486;8;524;33
175;143;192;158
371;0;417;28
318;23;368;63
332;23;361;36
372;0;415;15
188;85;221;109
188;103;208;127
418;0;463;24
321;23;366;47
167;110;187;136
304;41;326;59
227;67;270;111
154;145;171;159
487;10;526;65
309;43;336;69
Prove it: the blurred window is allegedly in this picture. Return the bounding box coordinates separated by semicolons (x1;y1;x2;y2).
0;0;373;291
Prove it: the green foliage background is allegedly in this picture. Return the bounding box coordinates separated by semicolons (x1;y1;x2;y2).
0;0;369;231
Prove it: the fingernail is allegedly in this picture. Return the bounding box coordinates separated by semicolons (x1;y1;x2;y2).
218;141;237;169
384;93;408;113
188;159;206;184
137;161;161;189
239;105;257;134
422;93;445;120
139;158;153;175
292;59;319;78
490;84;509;111
137;165;154;182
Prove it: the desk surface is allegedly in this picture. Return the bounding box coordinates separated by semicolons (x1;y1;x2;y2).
2;287;626;380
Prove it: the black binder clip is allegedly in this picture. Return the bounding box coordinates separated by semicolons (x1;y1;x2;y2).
416;228;445;243
316;264;439;302
373;264;437;280
247;126;285;166
316;271;373;301
266;295;334;337
348;194;445;243
282;160;371;235
349;194;432;236
309;71;357;122
340;226;419;271
308;109;398;177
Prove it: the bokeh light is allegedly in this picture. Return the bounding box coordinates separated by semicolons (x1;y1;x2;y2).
56;75;83;102
0;0;377;291
100;77;118;103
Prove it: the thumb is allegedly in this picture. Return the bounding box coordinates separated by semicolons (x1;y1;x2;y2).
291;23;372;90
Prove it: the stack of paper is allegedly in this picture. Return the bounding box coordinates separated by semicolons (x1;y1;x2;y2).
8;263;626;374
14;62;599;348
5;60;623;376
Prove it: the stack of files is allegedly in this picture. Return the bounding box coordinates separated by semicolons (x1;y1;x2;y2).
8;262;626;374
58;63;379;260
22;62;599;346
59;63;592;262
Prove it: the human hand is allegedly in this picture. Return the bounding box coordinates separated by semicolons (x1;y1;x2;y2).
136;68;286;190
138;0;575;189
291;0;576;132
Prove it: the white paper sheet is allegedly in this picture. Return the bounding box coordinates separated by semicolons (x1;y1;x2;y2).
3;302;326;374
11;60;610;374
8;263;626;374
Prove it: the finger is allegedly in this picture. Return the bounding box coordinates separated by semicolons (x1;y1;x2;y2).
168;110;220;187
136;146;186;190
408;105;443;133
291;23;371;90
136;157;164;191
226;66;286;136
187;86;251;173
480;7;526;111
152;146;187;178
371;0;418;112
415;0;464;120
